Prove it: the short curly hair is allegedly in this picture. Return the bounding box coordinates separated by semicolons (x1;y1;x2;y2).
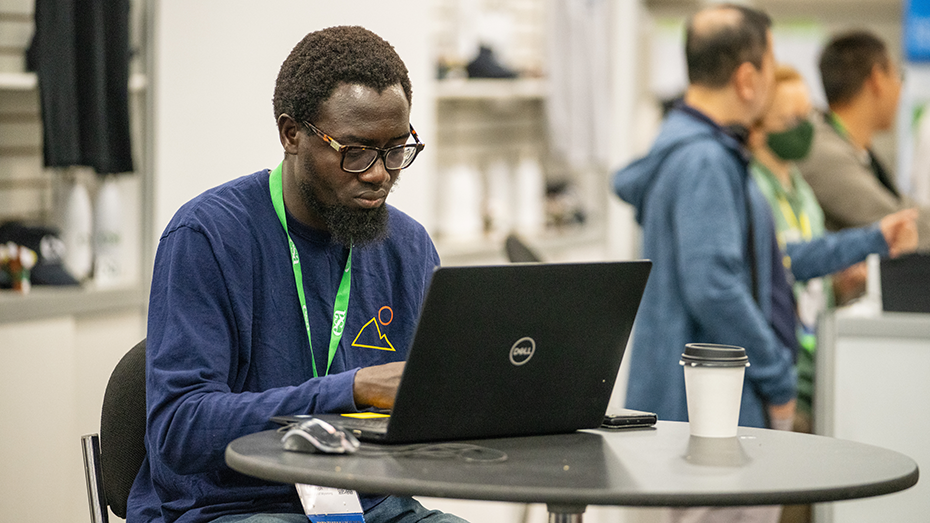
273;26;413;125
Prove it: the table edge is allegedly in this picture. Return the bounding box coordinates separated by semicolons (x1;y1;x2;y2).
224;425;920;507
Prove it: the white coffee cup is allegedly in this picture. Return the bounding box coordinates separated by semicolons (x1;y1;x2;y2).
680;343;750;438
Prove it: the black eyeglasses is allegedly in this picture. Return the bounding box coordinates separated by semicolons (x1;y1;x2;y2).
303;121;425;173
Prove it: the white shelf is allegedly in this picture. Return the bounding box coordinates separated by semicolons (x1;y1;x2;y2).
0;72;37;90
436;225;605;265
0;284;146;324
0;71;148;92
436;78;546;100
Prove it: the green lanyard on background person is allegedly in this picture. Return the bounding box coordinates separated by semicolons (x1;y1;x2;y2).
826;111;850;140
268;162;352;378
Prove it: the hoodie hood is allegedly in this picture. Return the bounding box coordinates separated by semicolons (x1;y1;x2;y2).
613;107;746;224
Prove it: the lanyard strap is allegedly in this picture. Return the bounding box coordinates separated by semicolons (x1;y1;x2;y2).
826;111;848;139
269;162;352;378
776;196;812;241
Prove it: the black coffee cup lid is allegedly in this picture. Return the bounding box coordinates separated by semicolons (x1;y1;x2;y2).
680;343;749;367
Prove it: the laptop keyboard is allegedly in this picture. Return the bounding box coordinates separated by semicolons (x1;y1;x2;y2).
336;416;389;433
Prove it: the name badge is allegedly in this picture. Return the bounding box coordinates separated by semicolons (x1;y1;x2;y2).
295;484;365;522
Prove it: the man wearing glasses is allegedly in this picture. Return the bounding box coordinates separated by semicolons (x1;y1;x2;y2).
130;26;466;523
798;30;930;251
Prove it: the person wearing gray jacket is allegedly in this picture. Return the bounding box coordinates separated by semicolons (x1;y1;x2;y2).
797;30;930;251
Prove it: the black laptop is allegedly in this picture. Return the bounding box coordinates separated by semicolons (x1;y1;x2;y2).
276;260;652;443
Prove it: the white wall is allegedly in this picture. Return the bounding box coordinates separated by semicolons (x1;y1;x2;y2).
152;0;438;240
0;310;146;523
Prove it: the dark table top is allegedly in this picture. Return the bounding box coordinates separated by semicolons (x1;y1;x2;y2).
225;421;918;510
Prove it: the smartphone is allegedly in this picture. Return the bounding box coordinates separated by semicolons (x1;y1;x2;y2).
601;408;658;430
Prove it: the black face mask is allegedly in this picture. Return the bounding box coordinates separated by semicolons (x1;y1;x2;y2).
766;120;814;161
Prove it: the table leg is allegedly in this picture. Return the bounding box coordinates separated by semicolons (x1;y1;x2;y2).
547;504;586;523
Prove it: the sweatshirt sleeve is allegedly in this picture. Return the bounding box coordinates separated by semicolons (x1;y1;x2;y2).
145;224;358;476
785;225;888;282
672;150;796;406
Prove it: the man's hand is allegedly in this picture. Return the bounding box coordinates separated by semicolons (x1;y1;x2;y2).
768;398;796;431
879;208;919;258
353;361;405;410
833;261;868;305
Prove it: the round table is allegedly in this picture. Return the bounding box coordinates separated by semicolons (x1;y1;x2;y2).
225;421;918;522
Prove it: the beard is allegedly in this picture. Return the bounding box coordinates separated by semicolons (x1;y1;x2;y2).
298;158;391;247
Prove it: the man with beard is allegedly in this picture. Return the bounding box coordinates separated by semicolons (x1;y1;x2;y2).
130;26;465;523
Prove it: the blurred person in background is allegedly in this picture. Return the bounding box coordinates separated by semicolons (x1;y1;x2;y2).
798;30;930;251
748;61;917;434
613;5;789;522
749;58;918;523
613;7;917;522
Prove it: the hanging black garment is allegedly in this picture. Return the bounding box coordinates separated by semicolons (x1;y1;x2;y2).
26;0;134;174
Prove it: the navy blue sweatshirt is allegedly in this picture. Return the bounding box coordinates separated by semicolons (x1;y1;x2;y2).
128;169;440;523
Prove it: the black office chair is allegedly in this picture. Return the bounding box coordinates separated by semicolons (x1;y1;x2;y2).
504;233;543;263
82;339;147;523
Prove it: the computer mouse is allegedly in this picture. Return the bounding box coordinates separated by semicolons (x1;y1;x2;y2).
281;417;360;454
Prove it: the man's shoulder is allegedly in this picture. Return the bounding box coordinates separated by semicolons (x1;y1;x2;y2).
658;111;741;165
185;170;267;212
799;116;862;175
376;205;438;263
624;118;745;211
385;205;430;238
165;170;269;235
658;135;745;186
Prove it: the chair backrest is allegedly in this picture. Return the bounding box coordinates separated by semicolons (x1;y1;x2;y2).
99;338;147;519
504;233;543;263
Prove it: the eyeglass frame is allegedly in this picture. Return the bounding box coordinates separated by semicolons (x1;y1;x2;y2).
302;121;425;173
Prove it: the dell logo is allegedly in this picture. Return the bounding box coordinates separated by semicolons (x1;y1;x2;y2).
509;337;536;366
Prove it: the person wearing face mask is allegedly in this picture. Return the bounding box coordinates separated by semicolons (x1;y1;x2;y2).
615;9;916;523
748;64;919;439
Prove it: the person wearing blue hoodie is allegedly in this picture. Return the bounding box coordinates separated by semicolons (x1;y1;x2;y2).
613;6;917;523
614;4;919;437
615;2;919;441
614;5;795;442
612;7;797;522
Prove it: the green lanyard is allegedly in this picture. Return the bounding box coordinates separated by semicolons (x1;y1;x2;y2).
826;112;851;140
268;162;352;378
